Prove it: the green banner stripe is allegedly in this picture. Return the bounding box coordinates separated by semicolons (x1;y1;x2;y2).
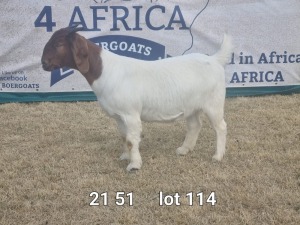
1;85;300;103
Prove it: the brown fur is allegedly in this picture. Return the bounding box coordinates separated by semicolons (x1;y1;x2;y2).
127;141;133;151
41;27;102;85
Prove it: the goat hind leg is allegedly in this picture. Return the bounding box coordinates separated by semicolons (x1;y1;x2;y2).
176;113;202;155
205;107;227;161
211;119;227;161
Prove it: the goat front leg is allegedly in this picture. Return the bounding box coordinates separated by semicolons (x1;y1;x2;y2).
123;115;143;171
119;137;130;160
116;119;130;161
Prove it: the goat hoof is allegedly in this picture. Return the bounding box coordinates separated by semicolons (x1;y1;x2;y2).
212;154;223;161
176;146;189;155
126;162;142;172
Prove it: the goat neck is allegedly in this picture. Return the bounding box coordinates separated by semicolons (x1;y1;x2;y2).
81;39;102;86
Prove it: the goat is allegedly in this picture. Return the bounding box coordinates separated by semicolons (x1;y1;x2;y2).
41;26;233;171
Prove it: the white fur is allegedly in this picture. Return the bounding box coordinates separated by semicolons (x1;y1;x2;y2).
92;34;233;171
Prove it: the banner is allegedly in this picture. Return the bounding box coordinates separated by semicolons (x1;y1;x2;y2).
1;0;300;103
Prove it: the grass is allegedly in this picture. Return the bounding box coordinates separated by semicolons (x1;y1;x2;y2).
0;94;299;224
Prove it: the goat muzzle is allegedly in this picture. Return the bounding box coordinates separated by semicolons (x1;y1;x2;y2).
41;59;58;71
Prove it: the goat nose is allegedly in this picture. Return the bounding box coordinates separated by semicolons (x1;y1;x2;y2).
41;58;50;70
42;58;50;67
41;59;47;66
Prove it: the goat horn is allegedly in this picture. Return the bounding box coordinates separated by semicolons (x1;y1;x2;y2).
68;24;84;33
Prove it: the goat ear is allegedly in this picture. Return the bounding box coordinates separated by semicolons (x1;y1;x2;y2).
70;34;89;74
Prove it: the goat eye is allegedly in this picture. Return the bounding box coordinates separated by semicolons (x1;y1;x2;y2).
54;42;63;48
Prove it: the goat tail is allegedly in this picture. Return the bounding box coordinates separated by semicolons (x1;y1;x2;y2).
213;34;233;66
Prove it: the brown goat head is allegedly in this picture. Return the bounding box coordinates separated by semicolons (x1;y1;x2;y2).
41;26;90;74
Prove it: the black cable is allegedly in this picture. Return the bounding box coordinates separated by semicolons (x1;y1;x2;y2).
182;0;210;55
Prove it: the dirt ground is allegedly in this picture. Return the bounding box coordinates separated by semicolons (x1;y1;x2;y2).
0;94;299;225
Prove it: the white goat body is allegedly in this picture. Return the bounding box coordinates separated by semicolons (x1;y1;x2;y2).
93;51;220;122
